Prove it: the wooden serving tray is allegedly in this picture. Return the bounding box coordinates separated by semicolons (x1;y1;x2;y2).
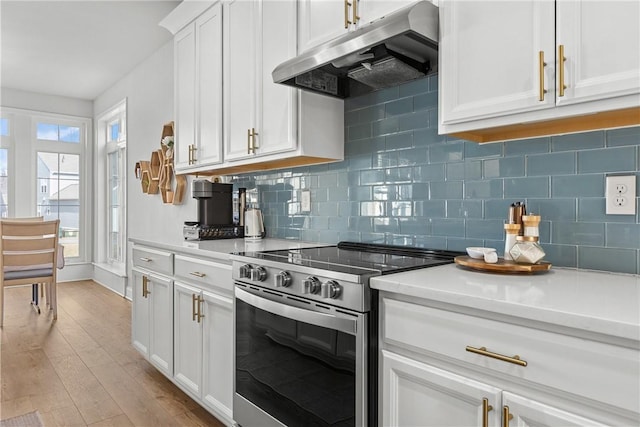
454;256;552;274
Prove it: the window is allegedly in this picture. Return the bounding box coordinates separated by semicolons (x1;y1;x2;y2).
37;122;80;143
0;118;9;136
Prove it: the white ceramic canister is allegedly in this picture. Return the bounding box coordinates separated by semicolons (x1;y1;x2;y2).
503;223;521;261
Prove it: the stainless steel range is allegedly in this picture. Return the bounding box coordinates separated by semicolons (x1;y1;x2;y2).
231;242;461;427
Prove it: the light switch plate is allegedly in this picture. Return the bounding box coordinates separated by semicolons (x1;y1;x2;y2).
301;190;311;212
606;175;636;215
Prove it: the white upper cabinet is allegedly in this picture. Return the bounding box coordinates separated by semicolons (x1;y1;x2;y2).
439;0;640;142
173;24;196;170
358;0;416;27
556;0;640;106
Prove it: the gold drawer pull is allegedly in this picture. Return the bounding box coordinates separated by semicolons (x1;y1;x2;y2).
189;271;206;278
538;50;547;101
558;44;567;97
139;257;152;262
466;346;528;367
192;293;198;322
482;398;493;427
196;295;205;323
503;406;513;427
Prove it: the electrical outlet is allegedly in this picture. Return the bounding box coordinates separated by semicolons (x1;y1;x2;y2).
606;175;636;215
301;190;311;212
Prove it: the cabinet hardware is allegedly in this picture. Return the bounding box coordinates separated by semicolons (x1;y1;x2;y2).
247;129;251;154
251;128;258;151
189;271;206;278
196;295;205;323
538;51;547;101
142;276;151;298
191;145;197;163
502;406;513;427
188;145;192;164
344;0;352;28
192;293;198;322
352;0;359;24
482;398;493;427
558;44;567;97
139;257;152;262
466;346;528;367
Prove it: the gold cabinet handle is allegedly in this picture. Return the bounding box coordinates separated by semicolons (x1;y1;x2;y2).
188;145;192;164
191;145;197;163
142;276;151;297
538;51;547;101
352;0;359;24
251;128;258;151
558;44;566;97
192;293;197;322
344;0;352;28
189;271;206;278
503;406;513;427
482;398;493;427
139;257;152;262
466;346;528;367
196;295;205;323
247;129;251;154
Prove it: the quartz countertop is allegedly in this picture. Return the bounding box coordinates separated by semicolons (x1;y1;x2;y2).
371;264;640;342
129;237;328;262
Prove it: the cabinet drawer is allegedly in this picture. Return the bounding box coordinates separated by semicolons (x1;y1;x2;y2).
174;254;231;293
132;246;174;276
381;297;640;414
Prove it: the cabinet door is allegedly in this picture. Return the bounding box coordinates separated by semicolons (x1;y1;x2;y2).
148;274;173;378
174;282;203;397
381;350;502;427
439;1;555;125
502;392;607;426
256;0;297;156
556;1;640;106
201;290;233;420
359;0;414;26
131;269;150;357
223;0;257;162
174;23;196;170
298;0;350;53
195;3;223;167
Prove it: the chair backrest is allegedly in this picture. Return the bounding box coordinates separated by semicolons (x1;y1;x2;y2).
0;219;60;272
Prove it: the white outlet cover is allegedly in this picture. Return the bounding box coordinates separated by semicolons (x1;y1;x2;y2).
606;175;636;215
301;190;311;212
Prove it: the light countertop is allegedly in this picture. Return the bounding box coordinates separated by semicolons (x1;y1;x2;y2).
129;237;328;262
371;264;640;342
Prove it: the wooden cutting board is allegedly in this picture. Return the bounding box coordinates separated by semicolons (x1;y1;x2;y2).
454;256;552;274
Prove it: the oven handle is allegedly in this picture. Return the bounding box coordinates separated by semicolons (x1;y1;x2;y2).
235;286;358;335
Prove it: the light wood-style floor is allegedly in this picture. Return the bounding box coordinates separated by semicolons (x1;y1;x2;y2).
0;281;225;426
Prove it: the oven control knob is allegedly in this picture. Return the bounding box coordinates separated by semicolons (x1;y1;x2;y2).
321;280;342;299
303;276;321;294
250;266;267;282
239;264;252;279
276;271;292;288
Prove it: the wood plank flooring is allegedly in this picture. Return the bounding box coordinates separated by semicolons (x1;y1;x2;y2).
0;281;225;426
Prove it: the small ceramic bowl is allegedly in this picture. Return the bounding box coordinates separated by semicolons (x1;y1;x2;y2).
466;247;496;259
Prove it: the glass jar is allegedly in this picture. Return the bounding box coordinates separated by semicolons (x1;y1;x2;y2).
509;236;545;264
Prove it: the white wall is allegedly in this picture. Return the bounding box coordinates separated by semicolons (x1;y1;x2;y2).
0;88;93;118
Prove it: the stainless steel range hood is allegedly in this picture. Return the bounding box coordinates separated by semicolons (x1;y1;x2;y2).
272;1;438;99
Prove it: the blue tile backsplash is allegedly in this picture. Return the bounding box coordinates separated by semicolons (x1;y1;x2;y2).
233;75;640;275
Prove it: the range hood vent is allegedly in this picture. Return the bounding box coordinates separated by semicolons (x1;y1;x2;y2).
272;1;439;99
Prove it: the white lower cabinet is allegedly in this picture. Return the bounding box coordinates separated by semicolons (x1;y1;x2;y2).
379;295;640;426
131;268;173;378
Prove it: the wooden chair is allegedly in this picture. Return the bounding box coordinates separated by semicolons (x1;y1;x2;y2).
0;219;60;327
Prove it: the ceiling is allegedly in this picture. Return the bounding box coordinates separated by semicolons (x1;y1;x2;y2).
0;0;181;101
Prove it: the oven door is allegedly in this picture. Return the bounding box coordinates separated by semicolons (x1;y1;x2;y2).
234;285;367;427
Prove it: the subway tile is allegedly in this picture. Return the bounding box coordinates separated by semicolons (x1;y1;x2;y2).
370;86;400;104
606;126;640;147
464;141;502;159
431;218;465;237
446;200;483;218
413;91;438;111
390;201;413;217
578;146;637;173
606;223;640;249
429;74;439;92
277;191;292;203
446;237;484;252
373;218;400;233
430;141;464;163
287;202;301;215
578;246;638;275
328;186;349;201
338;201;360;216
399;217;429;235
414;200;446;218
349;186;371;201
358;105;386;123
397;184;414;199
483;157;524;178
348;155;373;171
525;199;576;221
411;183;429;200
537;221;551;243
300;229;320;242
372;116;399;136
552;222;604;246
360;169;386;185
527;152;576;176
415;164;445;181
311;187;328;203
552;174;604;197
317;229;340;243
447;161;482;181
339;230;361;241
314;201;338;216
337;172;349;188
349;217;373;232
399;77;430;97
504;177;549;198
386;234;415;246
347;123;372;141
414;235;446;250
385;167;413;183
360;201;386;216
373;185;397;201
540;244;577;268
318;173;338;188
373;152;398;168
309;216;329;229
385;98;413;117
504;137;550;156
414;128;446;146
345;110;359;125
399;110;430;131
360;232;386;244
577;198;636;223
430;181;463;199
465;180;503;199
345;93;373;111
552;131;604;152
484;199;514;219
428;109;438;129
397;147;428;166
386;132;413;150
466;219;504;240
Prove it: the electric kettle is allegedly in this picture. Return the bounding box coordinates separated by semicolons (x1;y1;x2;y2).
244;208;265;240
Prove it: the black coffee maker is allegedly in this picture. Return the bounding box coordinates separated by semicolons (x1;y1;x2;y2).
183;180;245;240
